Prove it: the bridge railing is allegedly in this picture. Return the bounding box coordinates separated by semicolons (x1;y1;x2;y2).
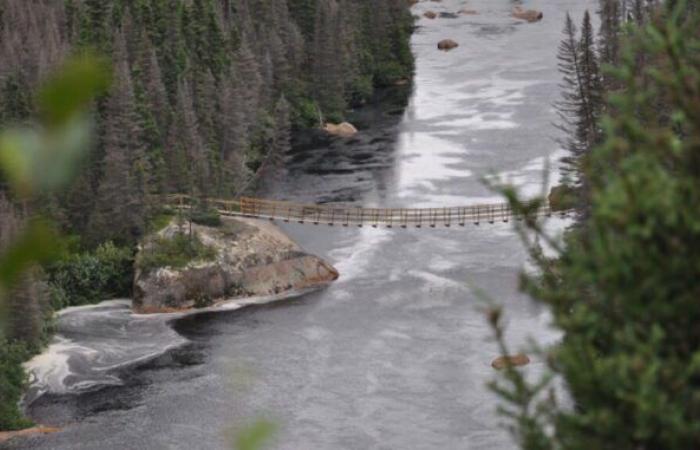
237;197;561;228
164;195;568;228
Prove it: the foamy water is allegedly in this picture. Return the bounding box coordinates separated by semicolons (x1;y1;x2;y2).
23;291;315;406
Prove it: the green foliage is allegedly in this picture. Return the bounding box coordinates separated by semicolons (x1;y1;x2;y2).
0;54;110;200
373;60;410;88
149;211;174;233
0;339;33;431
36;53;111;127
547;185;577;212
492;3;700;448
234;420;277;450
346;75;374;107
286;88;320;129
0;220;61;295
47;242;133;308
0;54;109;431
190;208;221;227
136;232;217;274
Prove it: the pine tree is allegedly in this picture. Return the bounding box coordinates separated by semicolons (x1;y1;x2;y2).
312;0;345;121
555;12;603;198
577;12;604;153
598;0;622;84
272;95;292;166
81;0;112;50
216;70;249;196
89;29;149;244
0;196;50;351
0;72;32;126
493;3;700;448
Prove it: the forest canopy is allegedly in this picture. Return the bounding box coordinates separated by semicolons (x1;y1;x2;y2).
0;0;414;245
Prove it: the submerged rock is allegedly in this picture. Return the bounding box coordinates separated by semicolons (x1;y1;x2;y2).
133;217;339;313
491;354;531;370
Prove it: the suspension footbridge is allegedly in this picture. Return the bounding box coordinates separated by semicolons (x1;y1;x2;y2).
169;195;571;229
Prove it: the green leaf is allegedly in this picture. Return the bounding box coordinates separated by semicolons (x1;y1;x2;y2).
235;420;276;450
0;219;61;288
36;52;111;127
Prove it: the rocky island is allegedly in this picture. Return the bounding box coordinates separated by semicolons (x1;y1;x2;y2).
133;217;339;314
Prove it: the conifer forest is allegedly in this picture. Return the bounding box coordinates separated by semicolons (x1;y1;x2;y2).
0;0;699;449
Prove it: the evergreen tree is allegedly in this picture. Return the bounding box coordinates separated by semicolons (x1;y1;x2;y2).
493;3;700;448
272;95;292;165
80;0;112;50
555;12;603;200
89;29;149;244
0;0;415;242
0;72;32;126
216;70;249;196
312;0;345;121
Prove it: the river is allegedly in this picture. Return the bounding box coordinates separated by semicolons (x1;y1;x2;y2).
6;1;595;448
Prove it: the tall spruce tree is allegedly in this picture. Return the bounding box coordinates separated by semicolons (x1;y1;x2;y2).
555;12;603;200
89;30;149;244
493;3;700;448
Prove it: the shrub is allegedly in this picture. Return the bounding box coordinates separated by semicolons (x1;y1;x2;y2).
0;339;33;431
190;208;221;227
136;232;217;274
47;242;133;308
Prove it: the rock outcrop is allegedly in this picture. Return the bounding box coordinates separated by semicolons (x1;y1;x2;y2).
437;39;459;51
512;7;543;23
133;217;339;313
0;427;61;445
324;122;358;137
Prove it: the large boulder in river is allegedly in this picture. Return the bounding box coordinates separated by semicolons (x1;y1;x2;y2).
437;39;459;51
133;217;339;313
512;7;543;23
324;122;358;138
423;10;437;19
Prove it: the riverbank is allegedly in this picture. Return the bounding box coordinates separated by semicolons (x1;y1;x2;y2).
0;79;411;440
0;216;338;445
3;31;415;449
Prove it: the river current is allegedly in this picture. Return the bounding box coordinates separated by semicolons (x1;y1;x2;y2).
7;1;595;448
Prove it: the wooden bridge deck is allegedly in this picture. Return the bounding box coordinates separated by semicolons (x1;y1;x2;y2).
169;196;571;229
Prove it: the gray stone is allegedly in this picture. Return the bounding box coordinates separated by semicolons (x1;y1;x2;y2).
133;217;339;313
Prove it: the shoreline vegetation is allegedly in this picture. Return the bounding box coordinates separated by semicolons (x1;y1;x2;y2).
0;0;415;435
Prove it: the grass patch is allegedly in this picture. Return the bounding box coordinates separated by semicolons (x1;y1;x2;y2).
149;212;174;233
136;232;217;274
